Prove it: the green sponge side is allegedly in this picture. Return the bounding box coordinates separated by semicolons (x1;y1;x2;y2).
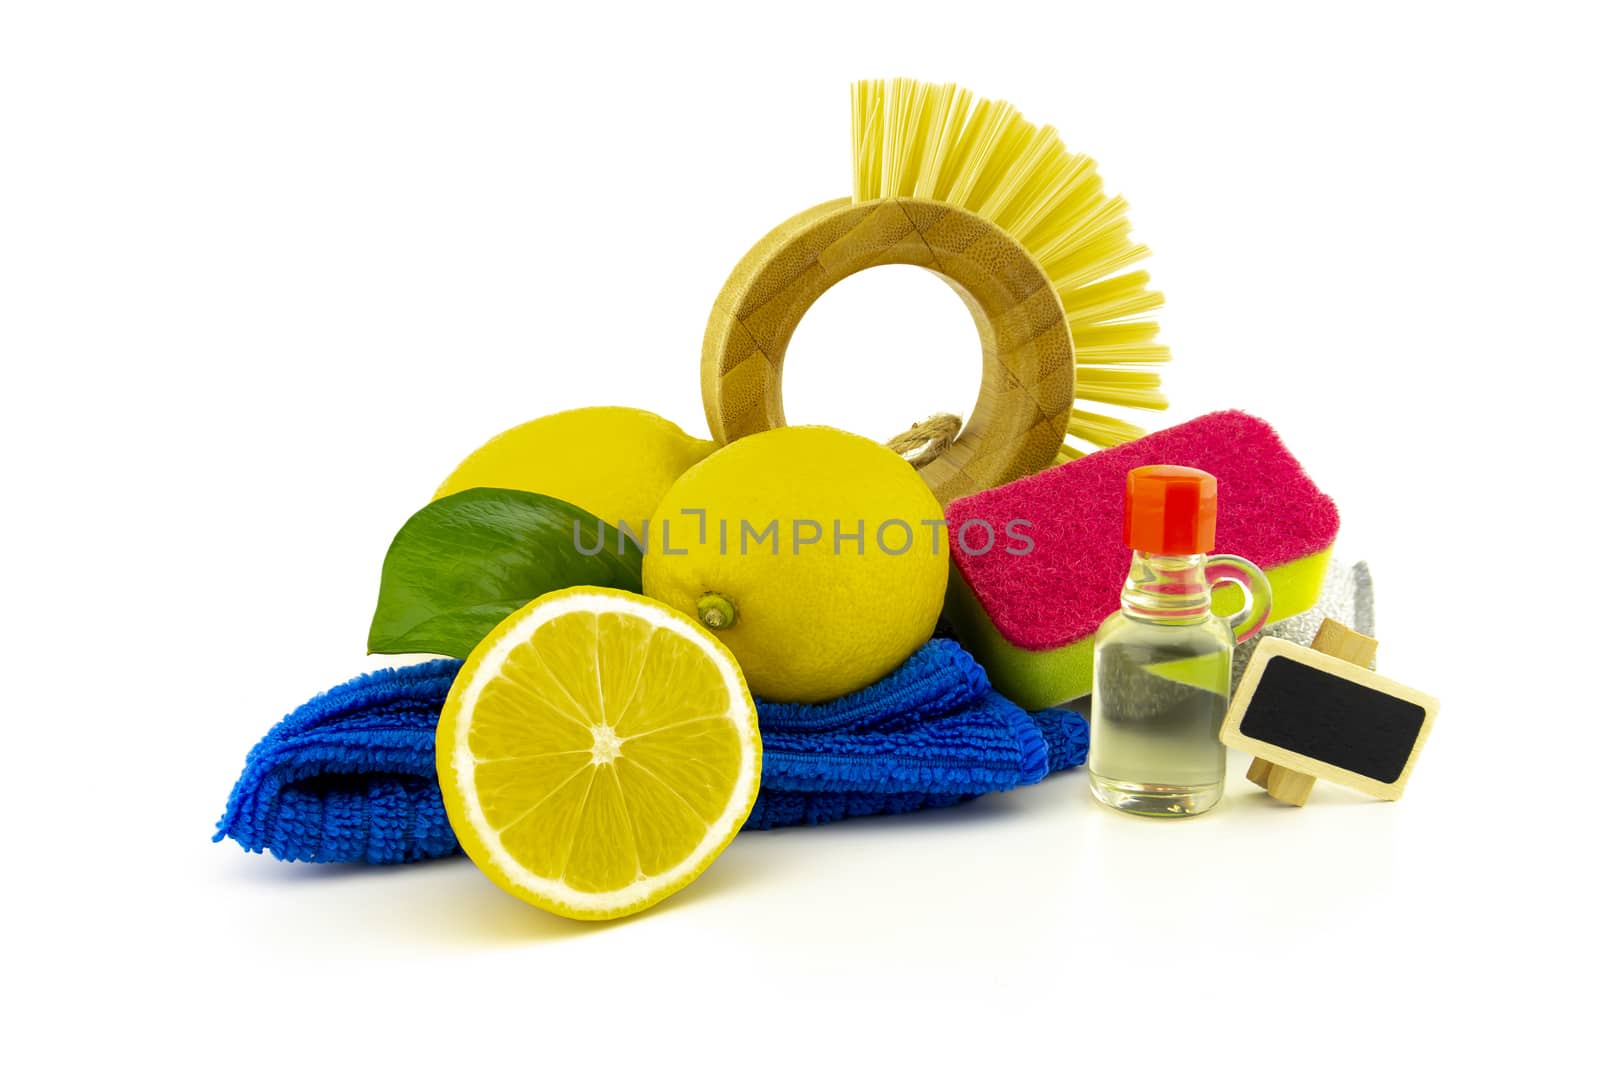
943;548;1335;710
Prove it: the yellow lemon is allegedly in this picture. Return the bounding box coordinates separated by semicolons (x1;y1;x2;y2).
437;586;761;921
434;406;718;533
642;426;948;704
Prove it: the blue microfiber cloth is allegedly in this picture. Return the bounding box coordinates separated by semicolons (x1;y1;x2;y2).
746;639;1084;828
213;658;462;864
215;640;1087;863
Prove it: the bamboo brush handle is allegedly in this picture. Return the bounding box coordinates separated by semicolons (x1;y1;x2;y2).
701;197;1075;504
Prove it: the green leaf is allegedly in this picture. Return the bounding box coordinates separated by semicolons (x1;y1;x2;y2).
368;487;642;658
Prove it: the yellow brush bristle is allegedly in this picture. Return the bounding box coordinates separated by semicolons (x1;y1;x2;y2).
852;78;1170;458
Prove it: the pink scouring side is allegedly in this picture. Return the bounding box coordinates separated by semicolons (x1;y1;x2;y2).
945;410;1341;652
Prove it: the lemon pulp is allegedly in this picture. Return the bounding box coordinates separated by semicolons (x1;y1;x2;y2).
438;587;761;920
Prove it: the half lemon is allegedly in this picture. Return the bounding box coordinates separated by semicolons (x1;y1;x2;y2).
438;586;761;920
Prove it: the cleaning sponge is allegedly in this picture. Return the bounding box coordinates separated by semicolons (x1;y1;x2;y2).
944;410;1340;709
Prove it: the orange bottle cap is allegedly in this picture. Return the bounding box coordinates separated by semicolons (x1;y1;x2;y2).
1123;465;1217;555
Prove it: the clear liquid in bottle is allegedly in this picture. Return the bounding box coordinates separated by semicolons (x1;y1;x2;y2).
1089;607;1233;815
1086;466;1271;818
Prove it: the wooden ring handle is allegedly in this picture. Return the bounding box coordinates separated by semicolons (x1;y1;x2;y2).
701;197;1075;504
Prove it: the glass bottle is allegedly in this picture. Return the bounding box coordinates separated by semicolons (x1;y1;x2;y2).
1088;465;1271;817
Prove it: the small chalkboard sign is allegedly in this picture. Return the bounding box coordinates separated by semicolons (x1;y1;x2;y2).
1221;620;1437;803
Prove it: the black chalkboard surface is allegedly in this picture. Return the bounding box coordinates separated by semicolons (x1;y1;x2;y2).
1221;636;1438;801
1241;657;1426;783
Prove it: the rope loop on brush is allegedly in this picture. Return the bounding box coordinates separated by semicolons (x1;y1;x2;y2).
886;413;962;468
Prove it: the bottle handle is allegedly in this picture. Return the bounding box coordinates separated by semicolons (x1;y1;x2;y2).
1205;555;1273;644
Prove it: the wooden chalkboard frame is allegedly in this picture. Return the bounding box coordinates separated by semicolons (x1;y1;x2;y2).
1221;637;1439;801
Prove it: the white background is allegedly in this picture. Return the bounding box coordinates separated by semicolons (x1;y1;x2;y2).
3;2;1594;1060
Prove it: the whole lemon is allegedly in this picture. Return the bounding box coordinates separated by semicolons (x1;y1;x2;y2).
642;426;948;703
435;407;717;533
